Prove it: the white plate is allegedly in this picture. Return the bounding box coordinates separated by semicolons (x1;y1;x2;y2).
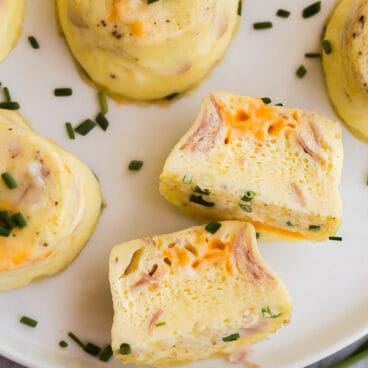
1;1;367;367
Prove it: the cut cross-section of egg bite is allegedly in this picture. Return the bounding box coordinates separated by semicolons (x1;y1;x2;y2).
0;110;103;290
56;0;240;101
0;0;25;63
110;221;292;367
322;0;368;141
159;92;343;241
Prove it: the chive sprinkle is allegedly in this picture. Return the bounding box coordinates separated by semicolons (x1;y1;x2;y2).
241;190;256;202
164;92;179;100
0;211;15;229
194;185;211;195
20;316;38;328
309;224;321;231
59;340;68;348
286;221;294;227
0;101;20;110
119;343;131;355
75;119;96;136
155;321;166;327
1;172;17;189
54;88;73;97
147;0;159;3
275;103;284;106
322;40;332;54
253;22;273;30
205;221;222;234
84;342;101;357
128;160;143;171
98;90;108;114
0;226;11;237
28;36;40;49
329;236;343;241
68;332;85;349
237;0;242;16
3;87;11;102
256;232;260;239
276;9;290;18
261;97;271;104
182;175;192;184
239;203;252;213
296;65;307;78
302;2;321;18
65;122;75;140
12;212;27;228
99;345;113;362
190;195;215;207
96;112;109;131
222;333;240;342
305;52;321;58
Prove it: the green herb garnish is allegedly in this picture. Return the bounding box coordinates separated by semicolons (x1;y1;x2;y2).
296;65;307;78
302;2;321;18
119;343;131;355
241;190;256;202
182;175;192;184
3;87;11;102
256;232;260;239
322;40;332;54
275;103;284;106
155;321;166;327
286;221;294;227
128;160;143;171
305;52;321;58
261;306;281;319
190;195;215;207
309;225;321;231
12;212;27;228
237;0;242;16
98;91;108;114
253;22;273;30
0;226;11;237
261;97;271;104
20;316;38;328
75;119;96;136
59;340;68;348
205;221;222;234
68;332;85;349
1;172;17;189
54;88;73;97
222;333;240;342
0;211;15;229
276;9;290;18
65;122;75;140
28;36;40;49
329;236;342;241
0;101;20;110
194;185;211;195
96;113;109;131
164;92;179;100
84;343;101;357
239;204;252;213
99;345;113;362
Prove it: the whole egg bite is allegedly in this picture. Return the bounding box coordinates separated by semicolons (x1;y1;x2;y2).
323;0;368;141
0;110;103;291
0;0;25;63
56;0;240;101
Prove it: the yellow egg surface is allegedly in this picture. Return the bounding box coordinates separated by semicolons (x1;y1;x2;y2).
159;92;343;242
323;0;368;141
56;0;240;101
0;109;103;290
0;0;25;63
110;221;292;367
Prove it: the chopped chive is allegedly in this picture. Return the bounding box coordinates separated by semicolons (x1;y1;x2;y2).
98;91;108;114
286;221;294;227
128;160;143;171
65;122;75;140
96;112;109;131
164;92;179;100
205;221;222;234
54;88;73;97
0;226;11;237
119;343;131;355
182;175;192;184
84;342;101;357
99;345;113;362
222;333;240;342
75;119;96;136
190;195;215;207
296;65;307;78
305;52;321;58
12;212;27;228
155;321;166;327
241;190;256;202
194;185;211;195
0;211;15;229
0;101;20;110
253;21;273;30
261;306;281;318
309;224;321;231
1;172;17;189
68;332;85;349
28;36;40;49
256;232;260;239
302;2;321;18
59;340;68;348
322;39;332;54
239;203;252;213
237;0;242;16
261;97;271;104
276;9;290;18
329;236;342;241
147;0;159;3
3;87;11;102
20;316;38;328
275;103;284;106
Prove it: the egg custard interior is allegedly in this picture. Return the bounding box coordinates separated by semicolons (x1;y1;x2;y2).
0;110;103;291
110;221;292;367
56;0;240;101
0;0;25;63
160;92;343;241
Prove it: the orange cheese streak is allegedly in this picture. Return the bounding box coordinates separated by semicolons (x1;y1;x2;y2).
130;21;144;36
250;220;306;240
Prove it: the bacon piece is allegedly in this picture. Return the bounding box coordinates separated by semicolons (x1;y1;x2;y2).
297;136;321;162
228;349;260;367
148;308;163;334
309;120;331;151
132;273;159;290
290;182;306;207
239;320;268;336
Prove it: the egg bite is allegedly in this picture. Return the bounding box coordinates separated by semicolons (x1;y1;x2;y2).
0;109;103;290
110;221;292;366
56;0;240;101
159;92;343;241
322;0;368;141
0;0;25;63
